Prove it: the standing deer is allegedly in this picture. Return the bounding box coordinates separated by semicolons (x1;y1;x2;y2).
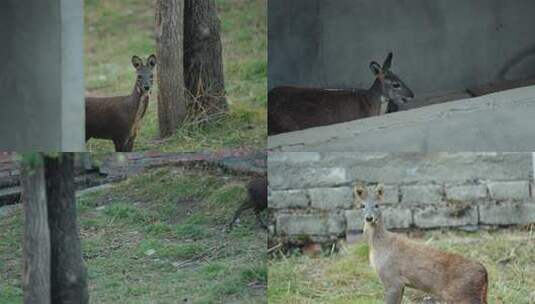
268;52;414;135
85;55;156;152
354;183;488;304
227;176;267;230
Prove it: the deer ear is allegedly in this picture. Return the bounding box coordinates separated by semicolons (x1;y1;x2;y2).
353;184;368;202
375;183;385;200
132;55;143;70
370;61;383;76
147;54;157;69
382;52;393;71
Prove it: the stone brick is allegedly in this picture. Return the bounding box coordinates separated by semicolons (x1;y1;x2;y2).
276;212;345;236
413;206;478;228
487;181;530;201
276;213;327;235
383;184;399;204
0;170;10;179
344;153;531;184
401;184;443;205
327;212;346;235
382;207;412;229
269;190;309;209
309;187;353;209
479;202;535;225
268;152;321;164
345;209;363;231
445;184;488;201
269;167;351;190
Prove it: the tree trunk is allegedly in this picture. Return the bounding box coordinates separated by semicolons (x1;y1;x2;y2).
21;154;51;304
44;153;89;304
156;0;186;138
184;0;228;119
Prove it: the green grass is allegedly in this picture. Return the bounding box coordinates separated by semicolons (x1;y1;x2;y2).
268;228;535;304
84;0;267;152
0;168;266;304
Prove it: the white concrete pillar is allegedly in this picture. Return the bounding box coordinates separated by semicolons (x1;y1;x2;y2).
0;0;84;151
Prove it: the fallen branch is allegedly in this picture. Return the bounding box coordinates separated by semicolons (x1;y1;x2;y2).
267;243;283;254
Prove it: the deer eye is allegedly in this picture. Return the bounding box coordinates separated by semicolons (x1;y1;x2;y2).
392;82;401;88
374;205;379;209
360;204;365;209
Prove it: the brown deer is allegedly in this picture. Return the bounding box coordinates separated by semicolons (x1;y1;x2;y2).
85;55;156;152
227;176;267;230
353;183;488;304
268;52;414;135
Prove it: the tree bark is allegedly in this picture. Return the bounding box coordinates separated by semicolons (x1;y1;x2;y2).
21;154;51;304
184;0;228;118
44;153;89;304
156;0;186;138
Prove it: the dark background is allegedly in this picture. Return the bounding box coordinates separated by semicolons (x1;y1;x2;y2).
268;0;535;100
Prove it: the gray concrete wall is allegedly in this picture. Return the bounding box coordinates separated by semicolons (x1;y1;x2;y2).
268;0;535;96
0;0;84;151
268;152;535;244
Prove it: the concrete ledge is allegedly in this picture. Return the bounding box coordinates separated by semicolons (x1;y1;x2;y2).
268;85;535;151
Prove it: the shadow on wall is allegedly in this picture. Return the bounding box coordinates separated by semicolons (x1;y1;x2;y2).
498;45;535;81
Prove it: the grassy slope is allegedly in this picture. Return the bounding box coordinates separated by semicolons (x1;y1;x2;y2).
0;168;266;304
85;0;266;152
268;228;535;304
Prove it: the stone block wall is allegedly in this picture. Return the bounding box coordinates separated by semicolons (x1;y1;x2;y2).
268;152;535;243
0;152;19;188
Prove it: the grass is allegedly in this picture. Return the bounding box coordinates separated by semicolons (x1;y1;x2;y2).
0;167;266;304
268;228;535;304
84;0;266;152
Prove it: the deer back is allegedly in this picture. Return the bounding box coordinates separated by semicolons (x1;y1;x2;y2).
268;86;376;135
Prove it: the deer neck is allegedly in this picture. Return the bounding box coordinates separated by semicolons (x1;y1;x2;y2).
364;216;387;248
127;85;149;120
367;79;389;115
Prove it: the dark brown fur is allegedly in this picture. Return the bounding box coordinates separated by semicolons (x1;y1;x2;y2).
268;52;414;135
227;176;267;230
85;90;149;152
268;85;384;135
85;55;156;152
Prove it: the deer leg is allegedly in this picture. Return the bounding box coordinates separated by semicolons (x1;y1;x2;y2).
227;201;249;230
113;139;130;152
254;209;267;229
113;140;123;152
384;284;404;304
124;137;135;152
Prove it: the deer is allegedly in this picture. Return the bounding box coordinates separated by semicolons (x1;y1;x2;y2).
353;183;488;304
227;176;267;230
85;54;156;152
268;52;414;135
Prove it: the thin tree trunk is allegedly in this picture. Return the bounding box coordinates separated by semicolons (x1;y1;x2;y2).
156;0;186;138
184;0;228;118
21;154;51;304
44;153;89;304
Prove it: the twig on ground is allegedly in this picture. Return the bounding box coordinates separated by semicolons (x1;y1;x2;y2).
174;243;226;269
267;243;282;254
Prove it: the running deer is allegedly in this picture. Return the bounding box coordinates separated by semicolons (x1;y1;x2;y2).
227;176;267;230
354;184;488;304
85;55;156;152
268;52;414;135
